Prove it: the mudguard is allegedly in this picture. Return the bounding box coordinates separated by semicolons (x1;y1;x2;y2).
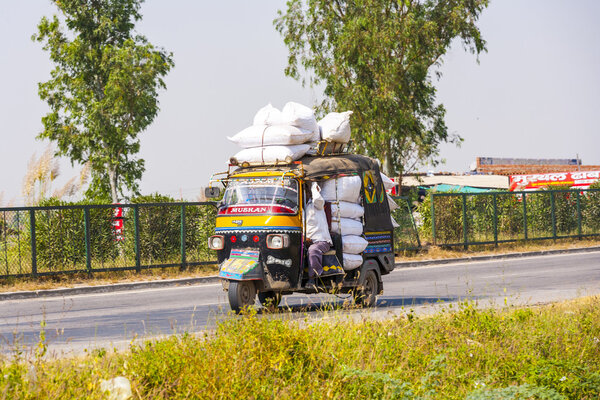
359;259;383;294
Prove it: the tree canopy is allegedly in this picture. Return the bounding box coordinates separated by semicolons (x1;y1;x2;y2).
33;0;173;203
275;0;488;177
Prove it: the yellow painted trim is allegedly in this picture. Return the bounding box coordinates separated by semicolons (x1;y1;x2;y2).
216;214;302;228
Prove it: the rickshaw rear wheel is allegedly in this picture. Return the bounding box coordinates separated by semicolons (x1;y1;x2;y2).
258;291;282;308
353;269;378;307
228;281;256;313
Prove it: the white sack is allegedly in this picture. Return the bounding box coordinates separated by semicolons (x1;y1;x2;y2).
331;217;363;236
253;103;283;126
380;172;396;190
321;176;362;203
281;102;320;140
387;194;399;211
343;253;363;270
331;201;364;219
228;125;314;148
342;235;368;254
230;145;310;165
318;111;353;143
391;215;400;228
305;183;332;244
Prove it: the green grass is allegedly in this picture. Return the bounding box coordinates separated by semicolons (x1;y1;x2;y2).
1;297;600;399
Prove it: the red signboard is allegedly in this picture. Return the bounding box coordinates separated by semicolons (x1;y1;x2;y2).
113;205;124;241
509;171;600;191
218;205;296;215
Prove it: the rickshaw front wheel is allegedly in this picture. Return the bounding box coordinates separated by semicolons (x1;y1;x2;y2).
353;269;378;307
258;291;282;308
228;281;256;313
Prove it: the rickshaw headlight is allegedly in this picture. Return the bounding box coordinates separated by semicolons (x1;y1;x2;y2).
266;234;289;249
208;235;225;250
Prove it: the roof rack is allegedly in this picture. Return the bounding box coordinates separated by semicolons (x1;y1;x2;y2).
307;140;353;156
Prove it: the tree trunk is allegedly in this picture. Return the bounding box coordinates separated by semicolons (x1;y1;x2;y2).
107;165;119;203
382;147;395;177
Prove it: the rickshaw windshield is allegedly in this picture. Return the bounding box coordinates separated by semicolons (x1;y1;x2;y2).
220;177;299;215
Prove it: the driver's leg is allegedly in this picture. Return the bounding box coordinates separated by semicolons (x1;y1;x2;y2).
307;241;330;286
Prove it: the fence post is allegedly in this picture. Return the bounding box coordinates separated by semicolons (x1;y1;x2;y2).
430;194;436;245
134;205;141;273
84;207;92;277
522;193;528;241
550;191;557;240
3;212;8;276
180;204;187;271
462;194;468;250
493;193;498;247
576;191;582;240
406;199;421;248
29;209;37;278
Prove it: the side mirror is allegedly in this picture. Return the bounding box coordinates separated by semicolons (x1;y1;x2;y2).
205;187;221;199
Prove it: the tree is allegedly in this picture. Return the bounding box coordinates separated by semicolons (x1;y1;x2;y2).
275;0;488;178
33;0;173;203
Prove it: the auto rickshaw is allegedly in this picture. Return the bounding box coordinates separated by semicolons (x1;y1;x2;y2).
206;153;395;312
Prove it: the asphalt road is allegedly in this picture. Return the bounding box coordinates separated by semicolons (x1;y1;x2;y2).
1;251;599;355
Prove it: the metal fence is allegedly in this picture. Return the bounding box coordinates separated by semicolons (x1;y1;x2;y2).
0;197;423;279
0;202;217;279
428;188;600;249
391;196;421;251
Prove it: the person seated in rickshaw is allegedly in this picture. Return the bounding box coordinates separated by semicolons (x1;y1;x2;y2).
304;182;332;288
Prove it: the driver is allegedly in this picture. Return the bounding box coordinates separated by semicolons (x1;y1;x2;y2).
304;182;332;288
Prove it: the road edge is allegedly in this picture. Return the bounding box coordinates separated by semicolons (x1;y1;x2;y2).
394;245;600;268
2;246;599;301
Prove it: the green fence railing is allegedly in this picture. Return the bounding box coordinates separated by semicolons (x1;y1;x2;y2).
391;196;421;251
0;198;423;280
0;202;217;279
426;188;600;249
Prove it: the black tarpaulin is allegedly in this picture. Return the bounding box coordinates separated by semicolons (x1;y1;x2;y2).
299;154;378;179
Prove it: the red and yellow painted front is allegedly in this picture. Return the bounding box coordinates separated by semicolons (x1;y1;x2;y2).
215;171;305;289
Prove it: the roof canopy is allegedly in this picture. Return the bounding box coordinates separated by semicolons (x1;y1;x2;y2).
299;154;379;179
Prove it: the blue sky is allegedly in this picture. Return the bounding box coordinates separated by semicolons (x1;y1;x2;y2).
1;0;599;204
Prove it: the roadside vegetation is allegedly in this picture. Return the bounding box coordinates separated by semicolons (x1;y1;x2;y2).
1;297;599;399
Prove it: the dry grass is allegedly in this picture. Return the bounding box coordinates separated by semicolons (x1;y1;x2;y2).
0;264;218;293
396;237;600;261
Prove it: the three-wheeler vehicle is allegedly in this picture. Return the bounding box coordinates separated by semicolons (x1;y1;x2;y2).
206;154;395;312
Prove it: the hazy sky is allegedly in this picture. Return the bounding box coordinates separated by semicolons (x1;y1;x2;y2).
1;0;599;205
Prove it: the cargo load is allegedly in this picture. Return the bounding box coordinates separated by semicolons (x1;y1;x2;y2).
230;144;310;165
228;125;315;148
331;201;364;220
321;175;362;203
342;253;363;270
342;235;368;254
331;217;363;237
318;111;353;143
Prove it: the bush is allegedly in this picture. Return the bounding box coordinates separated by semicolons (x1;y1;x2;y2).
34;198;117;272
418;191;464;244
418;185;600;246
123;194;217;265
582;182;600;234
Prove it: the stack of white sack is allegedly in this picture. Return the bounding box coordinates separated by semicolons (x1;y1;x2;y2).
228;102;320;164
321;175;367;270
